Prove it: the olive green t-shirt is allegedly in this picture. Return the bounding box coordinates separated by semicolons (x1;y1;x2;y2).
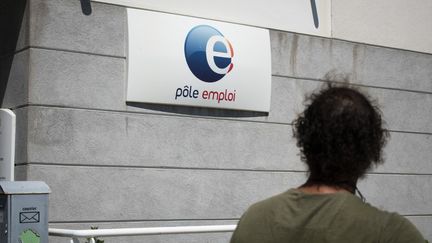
231;189;426;243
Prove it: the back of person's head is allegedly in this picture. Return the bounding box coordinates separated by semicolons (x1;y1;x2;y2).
293;84;389;187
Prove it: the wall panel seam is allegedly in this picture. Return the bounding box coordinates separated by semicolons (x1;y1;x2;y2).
18;163;432;176
28;46;126;59
11;104;432;135
273;74;432;95
11;104;288;126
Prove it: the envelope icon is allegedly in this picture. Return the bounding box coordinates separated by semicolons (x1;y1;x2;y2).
20;212;40;223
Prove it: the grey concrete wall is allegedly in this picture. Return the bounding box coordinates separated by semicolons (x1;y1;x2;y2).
2;0;431;242
332;0;432;53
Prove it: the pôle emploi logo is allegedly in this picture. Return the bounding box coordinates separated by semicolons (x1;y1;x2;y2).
175;25;236;104
185;25;234;82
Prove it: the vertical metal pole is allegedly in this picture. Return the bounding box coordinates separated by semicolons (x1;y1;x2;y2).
310;0;319;28
0;109;16;181
79;0;92;15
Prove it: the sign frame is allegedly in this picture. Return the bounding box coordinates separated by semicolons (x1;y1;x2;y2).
126;9;272;112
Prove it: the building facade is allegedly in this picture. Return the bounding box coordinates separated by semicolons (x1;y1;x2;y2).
1;0;431;242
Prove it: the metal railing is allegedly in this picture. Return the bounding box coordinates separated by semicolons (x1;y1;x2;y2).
49;224;237;243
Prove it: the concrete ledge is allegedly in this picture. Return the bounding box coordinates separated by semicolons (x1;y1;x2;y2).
380;132;432;174
271;31;432;93
22;106;301;171
14;106;432;174
272;77;432;133
29;0;125;57
21;164;431;220
24;165;305;221
28;48;125;110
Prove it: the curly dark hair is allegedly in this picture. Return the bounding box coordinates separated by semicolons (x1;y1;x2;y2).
293;84;389;186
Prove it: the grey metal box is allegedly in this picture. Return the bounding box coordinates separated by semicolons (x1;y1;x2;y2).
0;181;50;243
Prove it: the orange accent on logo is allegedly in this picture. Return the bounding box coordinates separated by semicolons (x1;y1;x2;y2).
227;39;234;57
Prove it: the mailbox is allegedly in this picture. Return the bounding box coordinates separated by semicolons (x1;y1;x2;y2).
0;181;50;243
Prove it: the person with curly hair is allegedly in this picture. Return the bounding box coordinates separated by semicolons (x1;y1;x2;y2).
230;84;426;243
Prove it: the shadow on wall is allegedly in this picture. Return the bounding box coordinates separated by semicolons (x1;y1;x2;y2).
127;102;269;118
0;0;27;107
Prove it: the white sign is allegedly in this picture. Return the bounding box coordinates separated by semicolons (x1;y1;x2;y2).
95;0;331;37
0;109;16;181
127;9;272;112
